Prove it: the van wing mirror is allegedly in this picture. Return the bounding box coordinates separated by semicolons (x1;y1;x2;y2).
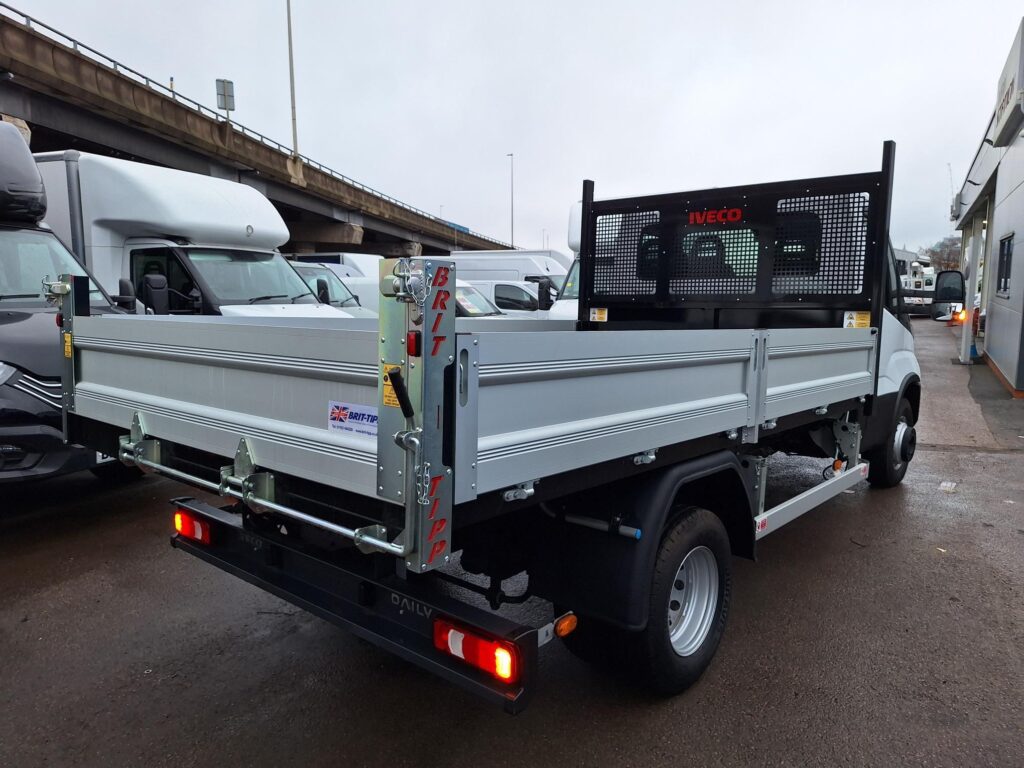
525;275;555;310
316;277;330;304
934;270;965;303
113;277;136;311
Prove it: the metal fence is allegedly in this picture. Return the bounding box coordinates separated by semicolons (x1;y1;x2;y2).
0;1;511;248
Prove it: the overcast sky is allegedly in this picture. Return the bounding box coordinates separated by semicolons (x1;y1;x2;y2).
21;0;1024;253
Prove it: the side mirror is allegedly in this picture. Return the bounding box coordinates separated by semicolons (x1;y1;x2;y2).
316;277;330;304
525;276;555;310
934;270;965;303
931;270;965;322
141;273;169;315
113;277;136;311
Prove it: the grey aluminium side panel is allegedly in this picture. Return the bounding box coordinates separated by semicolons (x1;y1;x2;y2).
454;335;480;504
471;329;756;496
761;328;876;421
70;315;382;498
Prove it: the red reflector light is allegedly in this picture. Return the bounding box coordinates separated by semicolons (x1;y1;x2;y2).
173;509;211;544
56;312;63;328
406;330;421;357
433;619;519;684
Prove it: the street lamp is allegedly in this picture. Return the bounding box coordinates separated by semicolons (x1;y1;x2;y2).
507;153;514;248
286;0;299;157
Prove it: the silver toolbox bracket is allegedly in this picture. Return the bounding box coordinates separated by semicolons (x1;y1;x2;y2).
738;454;769;516
832;418;862;463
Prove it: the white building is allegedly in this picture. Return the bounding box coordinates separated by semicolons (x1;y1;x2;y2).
952;17;1024;393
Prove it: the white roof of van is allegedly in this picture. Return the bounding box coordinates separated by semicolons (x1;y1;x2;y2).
38;151;289;250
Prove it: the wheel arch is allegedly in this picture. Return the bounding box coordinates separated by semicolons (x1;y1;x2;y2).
530;450;754;631
902;376;921;424
863;372;921;451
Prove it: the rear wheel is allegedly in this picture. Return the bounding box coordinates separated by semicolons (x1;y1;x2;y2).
866;397;915;488
631;506;732;694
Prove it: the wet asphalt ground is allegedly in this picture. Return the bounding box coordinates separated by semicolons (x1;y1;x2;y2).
1;319;1022;767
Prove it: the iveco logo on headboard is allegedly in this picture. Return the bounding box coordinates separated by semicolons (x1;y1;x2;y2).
688;208;743;225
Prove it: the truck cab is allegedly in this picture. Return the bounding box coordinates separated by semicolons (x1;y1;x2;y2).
0;123;119;482
290;261;376;317
122;239;351;318
34;151;358;319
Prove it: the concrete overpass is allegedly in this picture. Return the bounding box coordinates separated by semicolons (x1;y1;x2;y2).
0;3;509;256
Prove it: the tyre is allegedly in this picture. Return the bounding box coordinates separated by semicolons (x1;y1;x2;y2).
631;506;732;695
866;397;915;488
90;461;144;483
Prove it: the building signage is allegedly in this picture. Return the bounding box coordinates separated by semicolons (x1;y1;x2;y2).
994;19;1024;147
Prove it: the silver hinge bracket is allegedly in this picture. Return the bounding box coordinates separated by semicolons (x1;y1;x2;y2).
223;437;276;512
120;412;160;470
503;479;538;502
633;448;658;465
354;524;389;554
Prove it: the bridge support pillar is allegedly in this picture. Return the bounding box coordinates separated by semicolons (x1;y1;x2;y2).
286;221;364;246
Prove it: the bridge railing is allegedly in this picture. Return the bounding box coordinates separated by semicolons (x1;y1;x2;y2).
0;2;511;248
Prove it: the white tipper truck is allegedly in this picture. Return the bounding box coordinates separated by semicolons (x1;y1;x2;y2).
49;142;967;712
34;152;370;319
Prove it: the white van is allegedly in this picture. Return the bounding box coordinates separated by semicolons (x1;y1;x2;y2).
289;255;505;318
35;152;359;319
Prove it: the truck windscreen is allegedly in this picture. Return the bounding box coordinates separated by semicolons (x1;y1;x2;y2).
183;249;317;305
0;227;106;306
293;265;360;307
456;284;502;316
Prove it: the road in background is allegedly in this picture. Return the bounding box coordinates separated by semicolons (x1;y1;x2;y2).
1;319;1022;767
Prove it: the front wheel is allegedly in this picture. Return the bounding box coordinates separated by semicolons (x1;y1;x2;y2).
631;506;732;694
866;397;915;488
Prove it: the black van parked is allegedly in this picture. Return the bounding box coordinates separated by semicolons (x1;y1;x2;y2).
0;121;124;482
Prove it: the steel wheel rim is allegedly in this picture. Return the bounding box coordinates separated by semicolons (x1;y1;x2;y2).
892;417;909;470
667;545;719;657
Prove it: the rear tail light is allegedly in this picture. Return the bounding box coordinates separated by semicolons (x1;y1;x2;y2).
433;618;520;684
174;509;211;545
956;309;967;322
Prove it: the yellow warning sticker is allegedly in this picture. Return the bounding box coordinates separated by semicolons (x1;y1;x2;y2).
842;311;871;329
381;365;401;408
589;307;608;322
63;332;72;359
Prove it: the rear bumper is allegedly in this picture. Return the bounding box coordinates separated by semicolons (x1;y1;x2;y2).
170;498;538;713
